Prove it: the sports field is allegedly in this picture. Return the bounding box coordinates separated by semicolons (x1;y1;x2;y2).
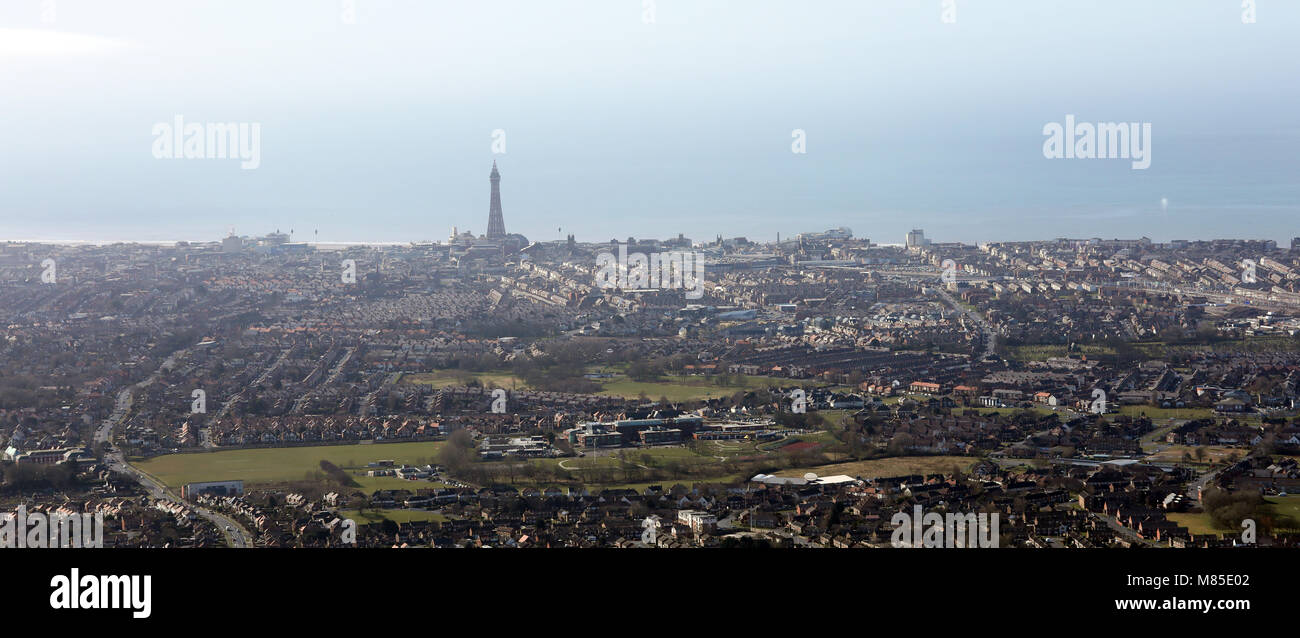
133;440;447;488
399;367;811;402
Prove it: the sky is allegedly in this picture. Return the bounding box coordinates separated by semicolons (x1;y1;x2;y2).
1;0;1297;246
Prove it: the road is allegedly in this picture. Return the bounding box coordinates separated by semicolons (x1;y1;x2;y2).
1189;466;1221;506
1086;507;1153;546
933;286;998;360
104;452;253;547
96;348;254;548
94;348;187;445
213;347;291;421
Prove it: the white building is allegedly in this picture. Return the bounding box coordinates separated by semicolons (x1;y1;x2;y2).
677;510;718;534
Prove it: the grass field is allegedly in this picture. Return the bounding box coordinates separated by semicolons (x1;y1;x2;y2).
525;446;721;476
1117;405;1215;420
481;432;843;491
1144;445;1245;465
1168;496;1300;537
1008;338;1300;363
398;371;527;389
772;455;976;480
1135;336;1300;356
133;440;447;489
341;509;449;526
1165;513;1225;536
596;374;798;402
398;366;808;402
354;475;449;493
1267;495;1300;522
1140;420;1182;452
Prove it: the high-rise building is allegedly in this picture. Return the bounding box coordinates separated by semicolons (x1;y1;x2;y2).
221;233;243;253
906;229;929;249
486;160;506;239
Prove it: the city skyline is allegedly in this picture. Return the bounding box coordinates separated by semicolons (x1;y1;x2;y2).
4;157;1299;249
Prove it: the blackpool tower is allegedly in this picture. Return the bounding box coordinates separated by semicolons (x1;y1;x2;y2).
486;160;506;239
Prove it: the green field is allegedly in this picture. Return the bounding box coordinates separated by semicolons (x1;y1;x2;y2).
1144;445;1244;465
1140;420;1182;452
1135;336;1300;356
596;374;799;402
1118;405;1215;420
399;366;811;402
1165;512;1225;536
342;509;449;526
539;446;705;471
398;371;526;389
1168;496;1300;537
354;475;449;493
133;440;447;489
484;438;810;491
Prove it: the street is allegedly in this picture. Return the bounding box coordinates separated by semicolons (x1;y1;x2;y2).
95;348;254;548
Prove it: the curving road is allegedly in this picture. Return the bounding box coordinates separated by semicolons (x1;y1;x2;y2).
95;349;254;548
104;451;253;547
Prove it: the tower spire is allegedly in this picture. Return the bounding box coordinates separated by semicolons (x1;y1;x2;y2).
486;161;506;239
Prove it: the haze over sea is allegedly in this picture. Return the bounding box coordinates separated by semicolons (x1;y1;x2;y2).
2;1;1297;246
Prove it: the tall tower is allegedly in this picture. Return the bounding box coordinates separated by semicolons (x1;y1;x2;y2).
486;160;506;239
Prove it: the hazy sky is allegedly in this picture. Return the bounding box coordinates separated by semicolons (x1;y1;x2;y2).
1;0;1297;245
